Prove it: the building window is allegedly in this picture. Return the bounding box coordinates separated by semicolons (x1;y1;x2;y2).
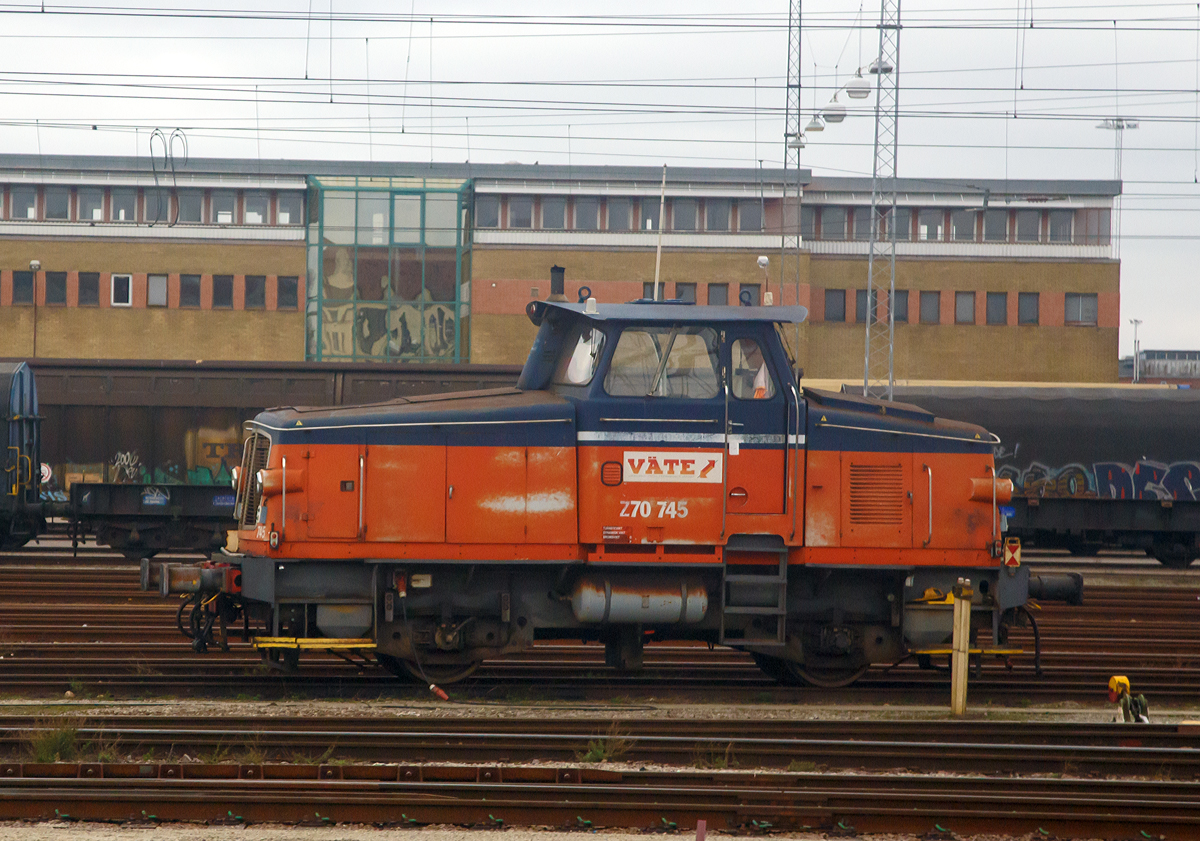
852;207;873;241
820;207;847;240
474;196;499;228
1015;210;1040;242
951;210;976;241
509;196;533;229
277;276;299;309
675;282;697;303
640;197;661;231
892;289;909;323
145;189;169;223
800;205;815;239
983;209;1007;242
986;291;1007;325
955;291;976;324
887;208;912;241
180;274;201;308
45;272;67;306
672;198;697;231
245;275;266;309
542;196;565;229
111;274;132;306
1018;291;1039;324
824;289;846;322
277;193;302;225
705;199;730;232
739;199;763;232
79;189;103;222
78;272;99;306
212;275;233;308
1048;210;1072;242
855;288;870;323
112;190;136;223
919;290;940;324
575;197;599;231
177;191;203;223
739;283;760;306
212;191;236;224
918;209;944;241
148;274;168;307
642;281;666;301
1075;209;1111;245
45;188;70;221
707;283;728;306
607;198;631;231
1065;292;1098;325
244;192;269;224
11;187;36;220
12;271;33;304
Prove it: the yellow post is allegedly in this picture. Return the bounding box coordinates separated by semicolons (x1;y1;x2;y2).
950;577;973;716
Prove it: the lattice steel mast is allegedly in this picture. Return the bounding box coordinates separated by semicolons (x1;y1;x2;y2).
780;0;802;314
863;0;900;400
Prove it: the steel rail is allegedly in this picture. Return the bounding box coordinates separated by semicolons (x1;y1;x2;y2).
0;766;1196;836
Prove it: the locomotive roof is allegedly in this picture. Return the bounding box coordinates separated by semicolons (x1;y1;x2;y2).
527;300;808;326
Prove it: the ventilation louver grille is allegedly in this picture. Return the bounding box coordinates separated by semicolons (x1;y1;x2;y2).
238;432;272;528
848;463;904;525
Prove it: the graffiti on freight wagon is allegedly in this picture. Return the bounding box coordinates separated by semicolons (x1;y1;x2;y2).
997;457;1200;501
53;424;244;491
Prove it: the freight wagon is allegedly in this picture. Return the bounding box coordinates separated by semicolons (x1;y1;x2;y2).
891;386;1200;567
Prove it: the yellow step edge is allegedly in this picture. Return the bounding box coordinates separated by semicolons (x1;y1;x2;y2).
911;647;1024;656
253;637;377;651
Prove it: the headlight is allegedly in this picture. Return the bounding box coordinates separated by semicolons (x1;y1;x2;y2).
231;466;241;490
255;470;265;496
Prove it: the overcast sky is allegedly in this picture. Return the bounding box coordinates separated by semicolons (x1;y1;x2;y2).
2;1;1197;356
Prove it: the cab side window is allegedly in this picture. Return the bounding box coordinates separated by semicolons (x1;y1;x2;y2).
604;326;720;398
731;338;776;400
552;323;606;386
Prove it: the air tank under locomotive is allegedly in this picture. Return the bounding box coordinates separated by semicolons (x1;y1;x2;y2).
150;297;1083;686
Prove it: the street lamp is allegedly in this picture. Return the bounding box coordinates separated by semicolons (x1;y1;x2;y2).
757;255;771;303
1129;318;1142;383
29;259;40;359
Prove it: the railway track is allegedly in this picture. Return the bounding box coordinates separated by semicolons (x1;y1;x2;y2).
4;715;1200;775
0;550;1198;701
1;550;1198;836
0;759;1197;836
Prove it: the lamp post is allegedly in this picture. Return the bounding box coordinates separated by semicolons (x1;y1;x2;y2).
29;259;40;359
1097;118;1138;259
757;255;771;304
1129;318;1142;383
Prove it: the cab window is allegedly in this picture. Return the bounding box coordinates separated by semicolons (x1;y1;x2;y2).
551;323;606;386
604;326;719;398
731;338;776;400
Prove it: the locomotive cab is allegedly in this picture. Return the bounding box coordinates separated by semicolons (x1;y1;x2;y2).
174;297;1083;687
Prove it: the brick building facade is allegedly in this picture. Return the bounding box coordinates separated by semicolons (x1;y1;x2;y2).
0;155;1121;382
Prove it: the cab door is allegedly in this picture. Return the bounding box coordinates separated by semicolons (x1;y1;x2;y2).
725;336;789;515
576;324;725;545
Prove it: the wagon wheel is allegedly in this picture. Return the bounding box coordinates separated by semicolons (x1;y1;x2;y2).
377;653;480;685
1151;542;1198;569
751;653;868;688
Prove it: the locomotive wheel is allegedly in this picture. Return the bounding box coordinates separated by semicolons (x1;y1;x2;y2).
793;664;870;688
377;653;480;684
751;653;869;688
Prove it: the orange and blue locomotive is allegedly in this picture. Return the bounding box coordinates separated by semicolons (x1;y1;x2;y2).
159;296;1082;686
